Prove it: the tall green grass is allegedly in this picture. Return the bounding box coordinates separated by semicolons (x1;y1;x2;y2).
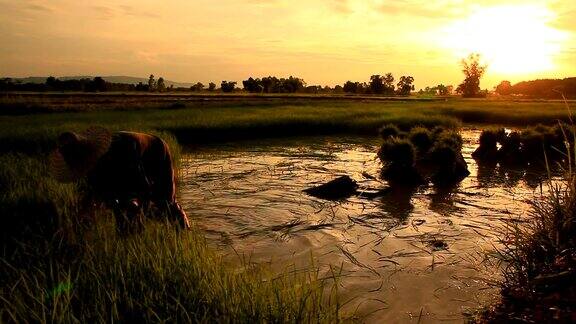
0;150;341;323
2;221;340;323
0;101;463;154
480;101;576;322
2;97;573;155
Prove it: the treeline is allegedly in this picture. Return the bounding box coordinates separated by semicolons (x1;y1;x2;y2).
2;73;418;96
0;75;219;93
240;74;416;95
0;77;139;92
495;78;576;99
342;74;415;96
242;76;306;93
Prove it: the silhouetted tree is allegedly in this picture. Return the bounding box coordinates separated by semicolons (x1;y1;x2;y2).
333;85;344;93
435;84;447;95
208;82;216;91
383;73;395;95
303;85;321;94
396;76;414;96
242;76;305;93
242;77;263;92
148;75;156;92
221;81;236;92
284;76;306;93
495;80;512;95
135;82;148;91
456;54;487;98
46;76;57;88
92;77;106;92
369;75;385;94
343;81;358;93
156;77;166;92
190;82;204;92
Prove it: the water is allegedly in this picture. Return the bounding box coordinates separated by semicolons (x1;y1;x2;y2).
179;130;548;322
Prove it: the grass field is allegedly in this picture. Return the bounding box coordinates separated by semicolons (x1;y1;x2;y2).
0;148;342;323
1;94;574;154
2;94;575;322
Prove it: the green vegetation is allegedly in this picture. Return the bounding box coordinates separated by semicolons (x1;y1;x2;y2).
480;124;576;322
3;95;576;321
377;124;468;186
0;151;341;323
2;95;575;155
473;124;573;166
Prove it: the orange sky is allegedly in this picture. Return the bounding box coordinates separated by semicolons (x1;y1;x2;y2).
0;0;574;89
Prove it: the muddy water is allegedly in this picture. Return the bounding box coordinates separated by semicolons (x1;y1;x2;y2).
179;130;547;322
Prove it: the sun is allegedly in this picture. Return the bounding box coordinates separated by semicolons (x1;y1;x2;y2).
440;4;568;76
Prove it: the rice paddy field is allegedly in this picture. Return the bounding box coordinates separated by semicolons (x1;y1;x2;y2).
1;93;575;322
1;93;574;153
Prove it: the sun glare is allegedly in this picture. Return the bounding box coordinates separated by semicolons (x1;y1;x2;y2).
441;5;568;76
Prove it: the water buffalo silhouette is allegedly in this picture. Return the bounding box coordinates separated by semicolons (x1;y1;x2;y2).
51;127;190;233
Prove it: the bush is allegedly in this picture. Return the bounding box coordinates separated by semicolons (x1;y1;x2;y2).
408;127;433;155
377;124;468;186
432;129;463;153
378;137;416;168
378;124;402;139
472;128;503;161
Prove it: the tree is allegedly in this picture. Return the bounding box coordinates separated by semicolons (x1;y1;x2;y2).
436;84;454;96
369;75;385;94
260;76;279;93
396;76;414;96
208;82;216;91
221;81;236;93
148;74;156;92
343;81;358;93
190;82;204;92
495;80;512;95
283;76;305;93
456;54;487;98
92;77;107;92
156;77;166;92
242;77;263;92
383;73;395;95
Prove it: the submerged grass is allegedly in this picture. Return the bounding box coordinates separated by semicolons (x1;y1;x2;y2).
0;150;341;323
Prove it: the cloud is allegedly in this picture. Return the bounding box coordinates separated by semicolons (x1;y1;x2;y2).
329;0;353;14
373;0;465;19
119;5;160;19
91;4;160;20
552;9;576;31
92;6;115;20
26;3;54;13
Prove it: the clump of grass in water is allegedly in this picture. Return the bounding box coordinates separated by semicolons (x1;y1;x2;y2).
0;145;342;323
377;124;468;186
479;100;576;322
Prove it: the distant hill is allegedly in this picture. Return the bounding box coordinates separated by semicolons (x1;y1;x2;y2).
9;76;194;88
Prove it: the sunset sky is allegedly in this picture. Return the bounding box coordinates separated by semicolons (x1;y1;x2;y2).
0;0;574;89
